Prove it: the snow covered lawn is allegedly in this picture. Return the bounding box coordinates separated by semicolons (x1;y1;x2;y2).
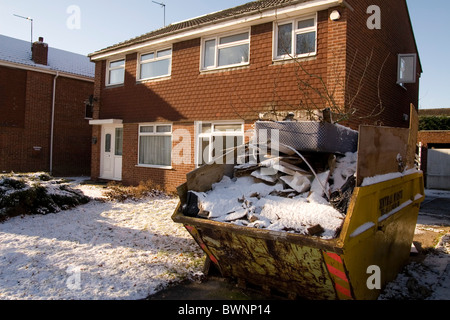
0;178;205;300
0;176;449;300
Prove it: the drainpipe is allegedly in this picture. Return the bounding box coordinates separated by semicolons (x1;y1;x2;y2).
49;71;59;175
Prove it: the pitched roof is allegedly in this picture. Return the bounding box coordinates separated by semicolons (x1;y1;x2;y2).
90;0;315;57
0;34;95;78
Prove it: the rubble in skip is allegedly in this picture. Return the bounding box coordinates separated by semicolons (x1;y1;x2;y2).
182;120;360;239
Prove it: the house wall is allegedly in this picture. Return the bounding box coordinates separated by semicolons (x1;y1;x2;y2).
91;9;349;191
91;2;421;191
344;0;421;128
0;66;28;171
52;77;94;176
0;65;93;176
97;11;340;123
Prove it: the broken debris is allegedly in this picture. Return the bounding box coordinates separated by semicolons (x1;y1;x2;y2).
184;148;358;240
181;119;360;240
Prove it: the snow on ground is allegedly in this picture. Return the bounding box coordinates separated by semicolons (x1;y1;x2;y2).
379;189;450;300
0;176;449;300
379;233;450;300
425;189;450;199
0;179;204;300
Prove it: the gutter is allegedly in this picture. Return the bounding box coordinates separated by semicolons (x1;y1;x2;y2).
0;60;94;83
49;71;59;175
338;0;354;12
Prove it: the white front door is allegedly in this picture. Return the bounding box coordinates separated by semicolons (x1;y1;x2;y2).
100;125;123;181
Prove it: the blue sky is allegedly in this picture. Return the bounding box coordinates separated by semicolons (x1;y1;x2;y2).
0;0;448;110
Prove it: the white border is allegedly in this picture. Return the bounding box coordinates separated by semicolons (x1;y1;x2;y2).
273;13;318;61
200;28;251;71
194;120;244;167
397;53;417;84
137;123;173;169
105;58;126;87
137;47;173;81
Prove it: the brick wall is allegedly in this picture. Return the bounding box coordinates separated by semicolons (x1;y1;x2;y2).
96;4;419;128
418;131;450;148
0;66;27;128
326;6;347;113
344;0;421;129
98;11;340;123
21;71;53;172
52;76;93;176
118;122;256;191
32;38;49;66
0;66;93;175
121;122;196;190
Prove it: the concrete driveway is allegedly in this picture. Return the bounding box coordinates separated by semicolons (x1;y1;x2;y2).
418;189;450;225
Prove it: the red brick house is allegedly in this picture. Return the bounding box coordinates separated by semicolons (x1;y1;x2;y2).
88;0;421;192
0;35;95;176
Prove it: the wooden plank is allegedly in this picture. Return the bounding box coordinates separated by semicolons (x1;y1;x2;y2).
186;163;235;192
176;183;188;204
356;125;410;186
406;104;419;170
356;105;419;186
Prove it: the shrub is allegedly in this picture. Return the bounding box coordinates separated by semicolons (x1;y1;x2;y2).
104;180;169;202
419;116;450;131
0;173;90;221
0;177;27;191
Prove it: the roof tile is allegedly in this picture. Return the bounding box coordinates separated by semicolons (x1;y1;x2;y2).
90;0;312;56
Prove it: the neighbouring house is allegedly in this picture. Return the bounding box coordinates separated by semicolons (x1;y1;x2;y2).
0;34;95;176
418;108;450;190
88;0;422;192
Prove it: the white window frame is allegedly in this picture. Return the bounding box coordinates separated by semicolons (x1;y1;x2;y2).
200;29;251;71
195;121;245;167
273;13;318;61
397;53;417;84
137;123;173;169
138;47;172;81
106;58;125;86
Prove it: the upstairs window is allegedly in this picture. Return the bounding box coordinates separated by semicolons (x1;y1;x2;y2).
275;14;317;60
397;53;417;84
202;30;250;70
107;59;125;86
139;48;172;80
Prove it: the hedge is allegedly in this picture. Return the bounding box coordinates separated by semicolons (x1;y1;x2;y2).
419;116;450;131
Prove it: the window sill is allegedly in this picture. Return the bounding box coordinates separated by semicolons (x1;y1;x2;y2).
105;83;124;89
397;83;408;91
136;164;173;170
272;54;317;64
137;76;171;84
200;64;250;74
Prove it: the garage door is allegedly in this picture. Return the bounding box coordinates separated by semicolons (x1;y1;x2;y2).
427;148;450;190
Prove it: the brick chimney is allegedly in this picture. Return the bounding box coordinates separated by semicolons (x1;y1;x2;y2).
32;37;48;65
